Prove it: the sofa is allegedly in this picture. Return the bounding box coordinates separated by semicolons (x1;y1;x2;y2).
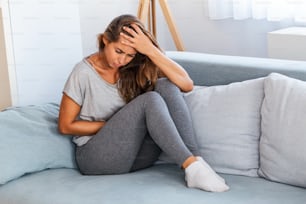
0;51;306;204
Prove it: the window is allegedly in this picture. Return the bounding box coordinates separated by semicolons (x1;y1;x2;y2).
207;0;306;23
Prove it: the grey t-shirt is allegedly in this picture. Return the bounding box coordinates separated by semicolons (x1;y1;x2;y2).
63;58;126;146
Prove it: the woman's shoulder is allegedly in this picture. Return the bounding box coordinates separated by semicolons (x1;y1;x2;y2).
64;59;92;85
69;57;94;76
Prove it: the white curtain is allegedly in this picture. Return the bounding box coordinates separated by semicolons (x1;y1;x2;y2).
207;0;306;23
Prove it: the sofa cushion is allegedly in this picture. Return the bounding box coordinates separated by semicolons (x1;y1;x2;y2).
1;165;306;204
184;78;264;177
0;103;76;185
258;73;306;188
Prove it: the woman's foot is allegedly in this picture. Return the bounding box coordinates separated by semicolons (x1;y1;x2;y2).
185;160;229;192
196;156;225;183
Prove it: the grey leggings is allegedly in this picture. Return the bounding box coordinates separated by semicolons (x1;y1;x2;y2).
76;78;199;175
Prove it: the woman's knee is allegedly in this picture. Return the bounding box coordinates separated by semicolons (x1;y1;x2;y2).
135;91;167;111
141;91;163;103
155;78;180;94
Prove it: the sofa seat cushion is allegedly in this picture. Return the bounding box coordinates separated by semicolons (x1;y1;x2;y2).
0;164;305;204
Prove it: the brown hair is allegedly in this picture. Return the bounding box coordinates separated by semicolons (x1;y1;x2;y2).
97;14;161;103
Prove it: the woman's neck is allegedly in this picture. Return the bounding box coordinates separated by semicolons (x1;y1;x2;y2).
87;52;119;84
89;52;109;70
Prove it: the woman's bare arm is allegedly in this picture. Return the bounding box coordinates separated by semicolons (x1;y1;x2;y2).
58;94;105;136
120;24;193;92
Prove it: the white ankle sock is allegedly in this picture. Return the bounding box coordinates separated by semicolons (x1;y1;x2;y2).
185;161;229;192
196;156;225;183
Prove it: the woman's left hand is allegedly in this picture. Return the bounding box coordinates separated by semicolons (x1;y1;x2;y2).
120;23;193;92
120;24;156;55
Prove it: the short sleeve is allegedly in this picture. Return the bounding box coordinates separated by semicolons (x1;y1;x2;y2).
63;63;86;106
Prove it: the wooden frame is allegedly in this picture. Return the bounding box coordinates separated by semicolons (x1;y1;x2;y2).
137;0;184;51
0;7;12;110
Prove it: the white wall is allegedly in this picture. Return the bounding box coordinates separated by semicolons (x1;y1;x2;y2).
7;0;83;106
78;0;172;56
79;0;304;58
78;0;139;56
147;0;304;58
2;0;304;106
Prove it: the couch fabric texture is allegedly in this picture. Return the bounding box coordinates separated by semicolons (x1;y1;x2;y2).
184;78;264;177
259;73;306;188
0;51;305;204
0;103;76;185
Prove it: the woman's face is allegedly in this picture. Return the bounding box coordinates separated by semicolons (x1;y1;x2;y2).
103;36;137;69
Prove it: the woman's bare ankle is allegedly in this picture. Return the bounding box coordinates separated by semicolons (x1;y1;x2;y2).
182;156;197;169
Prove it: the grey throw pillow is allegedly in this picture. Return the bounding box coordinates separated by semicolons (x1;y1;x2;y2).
258;73;306;188
184;78;265;177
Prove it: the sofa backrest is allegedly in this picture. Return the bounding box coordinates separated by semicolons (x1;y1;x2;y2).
167;51;306;86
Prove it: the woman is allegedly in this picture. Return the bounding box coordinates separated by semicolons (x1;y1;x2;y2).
58;14;229;192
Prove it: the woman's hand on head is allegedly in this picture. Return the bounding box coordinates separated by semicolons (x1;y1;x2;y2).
120;23;193;92
120;24;156;55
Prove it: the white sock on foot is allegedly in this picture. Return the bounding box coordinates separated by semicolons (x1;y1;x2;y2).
196;156;225;183
185;161;229;192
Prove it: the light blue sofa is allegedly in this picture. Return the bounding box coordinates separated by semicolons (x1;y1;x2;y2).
0;51;306;204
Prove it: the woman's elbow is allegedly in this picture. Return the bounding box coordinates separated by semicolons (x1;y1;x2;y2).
58;122;71;135
182;79;194;92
